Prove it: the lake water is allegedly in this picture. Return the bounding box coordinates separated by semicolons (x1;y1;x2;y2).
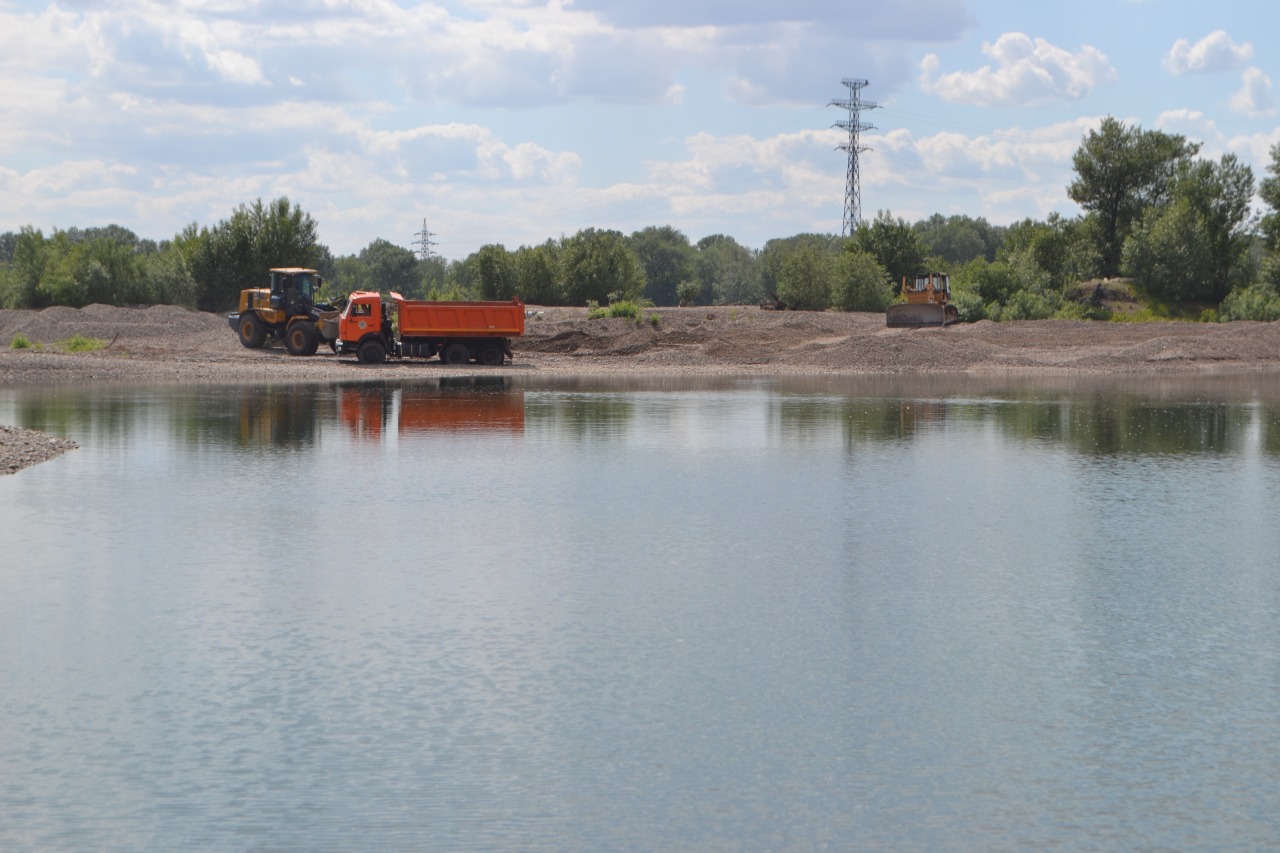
2;373;1280;851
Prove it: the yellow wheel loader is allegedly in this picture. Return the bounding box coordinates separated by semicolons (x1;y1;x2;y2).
227;268;341;355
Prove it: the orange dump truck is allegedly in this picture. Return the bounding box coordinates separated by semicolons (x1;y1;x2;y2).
332;290;525;365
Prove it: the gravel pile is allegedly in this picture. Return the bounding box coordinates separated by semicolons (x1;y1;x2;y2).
0;425;78;476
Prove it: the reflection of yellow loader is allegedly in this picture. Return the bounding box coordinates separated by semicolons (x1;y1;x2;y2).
886;272;959;327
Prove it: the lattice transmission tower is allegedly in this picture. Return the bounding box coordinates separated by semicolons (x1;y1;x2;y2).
413;219;437;261
830;78;879;237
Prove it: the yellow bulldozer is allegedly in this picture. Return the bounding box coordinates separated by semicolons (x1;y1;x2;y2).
227;267;341;355
885;272;959;327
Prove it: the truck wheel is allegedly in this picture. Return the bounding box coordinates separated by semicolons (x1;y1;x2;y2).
285;321;318;356
358;339;386;364
238;312;267;349
442;343;470;365
478;343;504;366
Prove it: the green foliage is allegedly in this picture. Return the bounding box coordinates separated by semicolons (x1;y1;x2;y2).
0;225;194;309
1068;117;1201;277
760;233;839;300
1219;282;1280;321
914;213;1004;264
854;211;928;288
474;243;518;300
59;334;107;352
832;250;891;312
188;197;327;311
358;239;420;296
588;300;642;320
1122;154;1255;303
630;225;693;306
1122;199;1216;301
676;279;701;307
10;333;33;349
514;240;562;304
775;242;837;311
560;228;644;306
695;234;762;305
1259;143;1280;252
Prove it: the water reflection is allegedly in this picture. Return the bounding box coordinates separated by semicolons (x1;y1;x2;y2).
8;373;1280;459
338;377;525;441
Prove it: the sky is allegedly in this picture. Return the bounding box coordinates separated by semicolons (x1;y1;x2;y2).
1;0;1277;259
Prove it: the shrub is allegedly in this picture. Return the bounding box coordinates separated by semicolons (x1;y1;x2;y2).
10;333;33;349
1218;283;1280;322
59;334;107;352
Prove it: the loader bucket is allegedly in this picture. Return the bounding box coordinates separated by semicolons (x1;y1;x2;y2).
317;310;341;341
886;303;958;327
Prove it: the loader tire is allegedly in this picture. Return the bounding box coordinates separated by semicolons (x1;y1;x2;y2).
285;321;318;356
238;312;268;349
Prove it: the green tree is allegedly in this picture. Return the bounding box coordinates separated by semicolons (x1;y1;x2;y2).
189;197;326;311
776;242;836;310
695;234;762;305
514;241;562;305
1002;214;1100;289
359;239;420;295
832;250;891;312
560;228;644;306
1068;117;1200;277
914;214;1003;264
1260;144;1280;251
760;233;840;300
630;225;693;306
1122;154;1254;303
855;211;928;289
474;243;518;300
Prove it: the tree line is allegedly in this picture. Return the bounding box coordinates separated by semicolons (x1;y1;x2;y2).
4;118;1280;321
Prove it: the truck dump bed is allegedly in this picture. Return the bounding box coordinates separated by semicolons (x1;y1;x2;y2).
392;292;525;338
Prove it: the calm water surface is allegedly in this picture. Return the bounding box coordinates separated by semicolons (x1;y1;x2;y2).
2;373;1279;851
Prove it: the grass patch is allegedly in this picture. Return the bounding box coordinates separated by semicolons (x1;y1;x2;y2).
588;300;643;320
59;334;108;353
10;333;34;349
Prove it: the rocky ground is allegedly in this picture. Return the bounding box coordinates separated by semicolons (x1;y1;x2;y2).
4;301;1280;472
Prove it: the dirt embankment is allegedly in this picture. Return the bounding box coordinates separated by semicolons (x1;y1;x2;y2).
4;301;1280;473
5;302;1280;385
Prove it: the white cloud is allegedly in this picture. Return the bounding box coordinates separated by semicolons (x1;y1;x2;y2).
1229;68;1276;117
920;33;1116;106
1163;30;1252;75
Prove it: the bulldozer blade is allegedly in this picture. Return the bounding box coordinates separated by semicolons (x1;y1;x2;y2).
886;303;955;328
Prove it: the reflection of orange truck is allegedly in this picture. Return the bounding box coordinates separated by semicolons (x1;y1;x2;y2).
337;382;525;439
331;290;525;365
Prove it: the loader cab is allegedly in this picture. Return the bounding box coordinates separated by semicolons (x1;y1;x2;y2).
269;268;322;314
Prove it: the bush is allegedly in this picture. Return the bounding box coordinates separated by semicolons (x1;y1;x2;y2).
1218;283;1280;322
59;334;107;352
10;333;33;349
588;300;644;320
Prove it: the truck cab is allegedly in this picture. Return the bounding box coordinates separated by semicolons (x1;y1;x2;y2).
336;291;394;363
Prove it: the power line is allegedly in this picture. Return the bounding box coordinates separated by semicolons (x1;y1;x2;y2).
830;78;880;237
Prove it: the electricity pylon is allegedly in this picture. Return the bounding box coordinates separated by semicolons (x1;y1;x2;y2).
830;78;879;238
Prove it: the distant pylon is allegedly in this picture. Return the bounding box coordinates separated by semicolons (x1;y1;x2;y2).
413;219;437;261
830;79;879;237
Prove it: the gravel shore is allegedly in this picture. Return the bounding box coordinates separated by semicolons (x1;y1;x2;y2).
4;302;1280;473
